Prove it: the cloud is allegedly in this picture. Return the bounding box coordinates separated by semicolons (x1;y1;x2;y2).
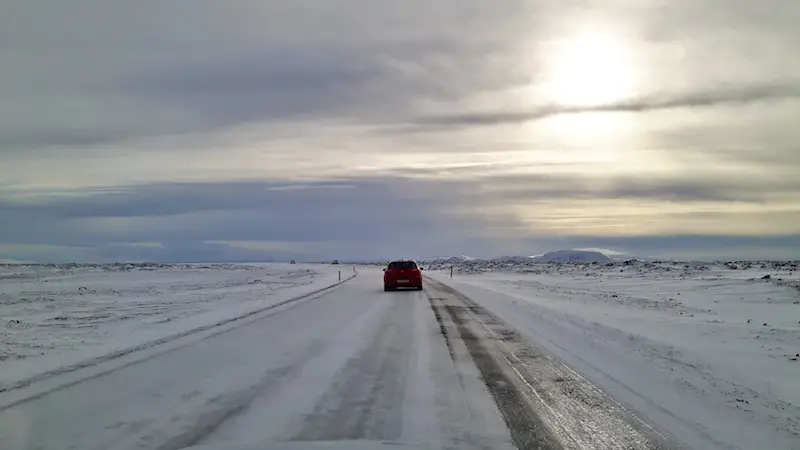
2;175;799;262
0;180;443;221
127;49;390;128
265;184;357;192
475;173;800;204
398;83;800;131
0;0;513;153
0;179;495;260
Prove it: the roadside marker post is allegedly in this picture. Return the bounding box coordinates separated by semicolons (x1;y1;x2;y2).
450;266;454;279
339;270;341;282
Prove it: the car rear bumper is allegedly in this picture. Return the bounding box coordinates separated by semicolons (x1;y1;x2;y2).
384;281;423;290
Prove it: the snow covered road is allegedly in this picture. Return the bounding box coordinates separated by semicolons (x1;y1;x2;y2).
0;267;679;450
0;269;512;450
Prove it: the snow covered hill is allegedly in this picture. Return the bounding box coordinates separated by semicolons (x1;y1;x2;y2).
532;249;612;263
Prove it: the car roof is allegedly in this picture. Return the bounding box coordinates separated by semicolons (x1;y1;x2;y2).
388;259;416;264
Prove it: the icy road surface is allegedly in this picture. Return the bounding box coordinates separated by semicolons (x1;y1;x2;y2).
0;268;675;450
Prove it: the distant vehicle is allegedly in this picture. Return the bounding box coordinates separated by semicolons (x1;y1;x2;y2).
383;260;423;291
289;260;296;264
332;260;340;265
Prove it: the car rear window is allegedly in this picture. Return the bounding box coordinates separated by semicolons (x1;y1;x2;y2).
388;261;417;269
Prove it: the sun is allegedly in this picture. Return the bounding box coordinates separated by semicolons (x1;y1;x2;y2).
536;29;637;107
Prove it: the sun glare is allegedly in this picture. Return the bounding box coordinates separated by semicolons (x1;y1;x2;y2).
537;29;637;107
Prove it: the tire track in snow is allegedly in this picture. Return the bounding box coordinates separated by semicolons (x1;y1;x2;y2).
426;284;563;450
153;339;331;450
295;293;415;441
425;278;679;450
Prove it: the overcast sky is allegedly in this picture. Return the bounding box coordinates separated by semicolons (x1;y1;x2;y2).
2;0;799;262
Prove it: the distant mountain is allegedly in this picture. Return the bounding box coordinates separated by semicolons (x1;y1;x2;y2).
532;250;612;263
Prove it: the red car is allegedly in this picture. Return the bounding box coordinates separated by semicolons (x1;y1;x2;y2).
383;260;423;291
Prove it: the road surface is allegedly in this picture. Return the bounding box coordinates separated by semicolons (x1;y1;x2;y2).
0;268;678;450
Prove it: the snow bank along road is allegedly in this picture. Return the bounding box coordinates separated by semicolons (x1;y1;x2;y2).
0;267;678;450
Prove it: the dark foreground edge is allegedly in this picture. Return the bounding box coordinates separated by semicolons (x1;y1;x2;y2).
424;278;683;450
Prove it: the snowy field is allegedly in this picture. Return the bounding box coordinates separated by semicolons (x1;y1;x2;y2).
428;259;800;449
3;258;799;449
0;263;349;392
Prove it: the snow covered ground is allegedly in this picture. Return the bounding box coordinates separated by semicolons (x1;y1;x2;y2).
428;259;800;450
3;259;798;449
0;263;350;392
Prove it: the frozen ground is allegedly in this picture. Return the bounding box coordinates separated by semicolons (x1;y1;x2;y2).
427;259;800;450
0;263;349;391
